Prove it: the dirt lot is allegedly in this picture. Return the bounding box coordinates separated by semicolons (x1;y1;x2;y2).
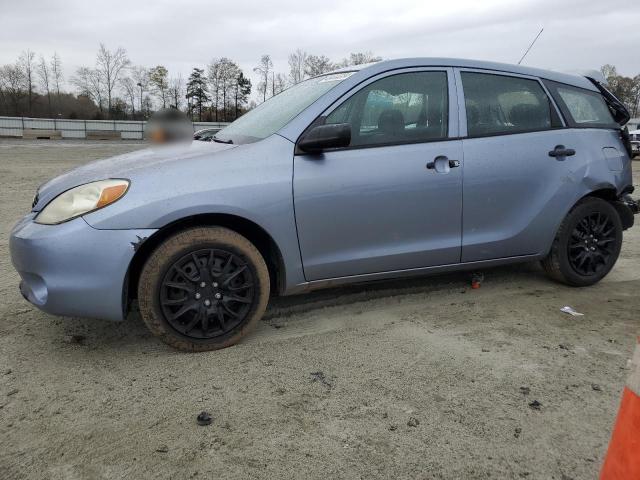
1;139;639;480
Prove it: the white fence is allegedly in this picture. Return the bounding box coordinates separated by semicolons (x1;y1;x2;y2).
0;116;230;140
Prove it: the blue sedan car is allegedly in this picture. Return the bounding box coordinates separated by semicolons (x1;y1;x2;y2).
10;58;638;351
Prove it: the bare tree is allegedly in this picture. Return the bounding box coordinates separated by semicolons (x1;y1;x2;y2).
346;51;382;66
208;59;249;120
169;75;184;110
18;50;36;114
219;58;241;120
208;59;222;120
132;66;150;113
600;64;618;82
51;52;63;96
632;75;640;117
148;65;169;109
0;64;26;115
304;55;334;78
253;54;273;102
272;72;287;96
120;76;137;117
95;43;131;117
37;55;52;115
600;64;640;117
288;49;309;85
72;66;104;114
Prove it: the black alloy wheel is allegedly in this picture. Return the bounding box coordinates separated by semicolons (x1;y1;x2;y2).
138;227;270;351
160;249;256;339
567;212;617;276
541;197;623;287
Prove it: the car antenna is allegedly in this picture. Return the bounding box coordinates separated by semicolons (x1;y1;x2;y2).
517;28;544;65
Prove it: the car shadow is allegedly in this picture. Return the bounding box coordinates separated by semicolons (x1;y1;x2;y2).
44;261;547;354
264;261;546;320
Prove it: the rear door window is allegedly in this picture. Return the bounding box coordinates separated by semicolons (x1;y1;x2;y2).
461;72;560;137
544;81;618;129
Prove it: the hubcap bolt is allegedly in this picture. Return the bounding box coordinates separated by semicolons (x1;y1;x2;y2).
214;293;222;299
204;299;211;306
213;282;218;288
200;282;206;288
591;247;596;251
195;293;201;299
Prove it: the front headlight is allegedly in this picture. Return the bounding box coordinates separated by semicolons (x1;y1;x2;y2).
35;179;130;225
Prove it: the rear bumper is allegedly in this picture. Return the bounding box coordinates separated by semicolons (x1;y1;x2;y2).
10;213;157;321
615;194;639;230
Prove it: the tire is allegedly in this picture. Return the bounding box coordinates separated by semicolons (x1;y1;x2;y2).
541;197;623;287
138;227;270;352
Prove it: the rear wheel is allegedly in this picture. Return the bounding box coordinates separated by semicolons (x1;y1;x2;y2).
541;197;622;286
138;227;270;351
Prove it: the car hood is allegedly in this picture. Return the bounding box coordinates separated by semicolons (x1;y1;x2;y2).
32;141;236;211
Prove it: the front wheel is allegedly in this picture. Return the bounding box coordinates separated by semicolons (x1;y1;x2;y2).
138;227;270;351
541;197;623;286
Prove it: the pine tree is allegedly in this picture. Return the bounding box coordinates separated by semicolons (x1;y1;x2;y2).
234;72;251;119
185;68;209;121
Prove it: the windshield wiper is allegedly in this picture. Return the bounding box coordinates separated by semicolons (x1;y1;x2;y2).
212;135;233;144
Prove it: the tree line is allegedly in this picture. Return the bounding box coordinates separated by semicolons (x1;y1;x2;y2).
253;50;382;101
600;65;640;118
186;50;382;121
0;45;255;121
0;45;382;122
3;48;639;124
0;50;99;119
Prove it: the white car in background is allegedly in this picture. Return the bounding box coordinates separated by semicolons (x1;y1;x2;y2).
630;129;640;157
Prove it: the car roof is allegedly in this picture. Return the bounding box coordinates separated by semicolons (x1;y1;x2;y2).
331;57;598;91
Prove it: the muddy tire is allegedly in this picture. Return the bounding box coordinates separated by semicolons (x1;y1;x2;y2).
138;227;270;352
541;197;622;287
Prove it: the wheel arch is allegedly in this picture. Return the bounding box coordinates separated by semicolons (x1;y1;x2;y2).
582;187;634;230
123;213;286;316
583;187;618;202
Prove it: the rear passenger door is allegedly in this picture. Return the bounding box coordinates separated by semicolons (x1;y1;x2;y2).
456;69;578;262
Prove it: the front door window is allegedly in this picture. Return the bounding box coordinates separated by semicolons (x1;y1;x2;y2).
325;71;449;147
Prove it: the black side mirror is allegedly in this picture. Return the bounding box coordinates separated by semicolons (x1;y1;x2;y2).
298;123;351;153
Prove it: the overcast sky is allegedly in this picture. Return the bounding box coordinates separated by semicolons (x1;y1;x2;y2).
1;0;639;98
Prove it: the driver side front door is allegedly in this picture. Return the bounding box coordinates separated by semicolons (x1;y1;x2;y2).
293;68;463;281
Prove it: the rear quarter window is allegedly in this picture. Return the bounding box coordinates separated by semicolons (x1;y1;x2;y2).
545;81;618;129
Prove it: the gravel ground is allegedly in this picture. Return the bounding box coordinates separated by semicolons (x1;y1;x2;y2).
1;139;639;480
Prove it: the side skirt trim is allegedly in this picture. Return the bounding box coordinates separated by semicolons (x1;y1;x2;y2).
284;253;541;295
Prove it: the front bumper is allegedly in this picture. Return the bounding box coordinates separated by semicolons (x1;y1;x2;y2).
10;213;157;321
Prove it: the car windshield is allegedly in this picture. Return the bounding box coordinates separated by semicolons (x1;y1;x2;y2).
215;72;356;144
